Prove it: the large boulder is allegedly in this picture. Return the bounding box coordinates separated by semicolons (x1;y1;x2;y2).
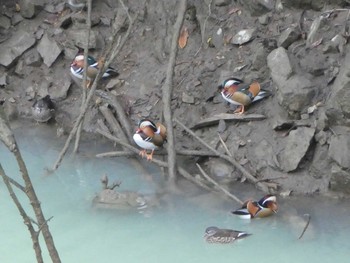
37;34;62;67
19;0;44;19
279;126;316;172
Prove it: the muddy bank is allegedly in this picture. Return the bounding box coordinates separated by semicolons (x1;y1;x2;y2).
1;0;350;197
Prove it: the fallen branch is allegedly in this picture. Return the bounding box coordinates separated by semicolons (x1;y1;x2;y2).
192;113;266;129
298;213;311;240
96;149;220;158
73;0;92;153
196;163;243;205
162;0;188;181
175;118;269;193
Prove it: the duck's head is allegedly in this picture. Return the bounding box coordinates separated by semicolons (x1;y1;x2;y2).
71;55;84;67
138;119;157;132
218;77;243;91
204;226;219;237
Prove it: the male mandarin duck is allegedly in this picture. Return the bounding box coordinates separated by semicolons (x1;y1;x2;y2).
231;195;278;219
204;226;251;244
133;119;167;161
31;95;55;123
218;77;271;114
70;54;119;87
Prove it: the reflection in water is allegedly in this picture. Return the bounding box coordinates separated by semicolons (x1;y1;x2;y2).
0;124;350;263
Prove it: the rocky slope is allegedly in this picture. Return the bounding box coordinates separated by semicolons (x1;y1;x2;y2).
1;0;350;196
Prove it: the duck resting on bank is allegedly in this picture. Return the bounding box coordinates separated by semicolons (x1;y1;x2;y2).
133;119;167;161
70;54;119;87
31;95;55;123
217;77;271;114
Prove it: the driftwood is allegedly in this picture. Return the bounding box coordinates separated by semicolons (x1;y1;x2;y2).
175;118;270;193
192;113;266;129
161;0;188;181
298;213;311;240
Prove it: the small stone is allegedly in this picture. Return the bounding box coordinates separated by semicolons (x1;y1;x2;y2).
239;158;249;165
217;119;226;133
182;92;195;104
15;60;25;76
56;127;65;137
300;113;309;120
25;86;36;100
106;79;124;90
231;28;256;45
258;14;269;25
8;97;16;103
280;190;292;197
237;139;246;147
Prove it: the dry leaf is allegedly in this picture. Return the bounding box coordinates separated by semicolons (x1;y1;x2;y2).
15;3;20;12
178;27;189;49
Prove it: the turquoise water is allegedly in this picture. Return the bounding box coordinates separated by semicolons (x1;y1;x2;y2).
1;124;349;263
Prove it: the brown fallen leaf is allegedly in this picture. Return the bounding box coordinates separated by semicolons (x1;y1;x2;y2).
178;27;189;49
228;7;240;15
15;3;20;12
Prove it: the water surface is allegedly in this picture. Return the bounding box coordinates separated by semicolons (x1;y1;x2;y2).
1;124;349;263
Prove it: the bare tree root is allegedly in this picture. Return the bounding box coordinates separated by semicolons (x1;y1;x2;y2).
196;163;244;205
51;1;136;171
162;0;188;181
0;112;61;262
174;118;270;193
298;213;311;240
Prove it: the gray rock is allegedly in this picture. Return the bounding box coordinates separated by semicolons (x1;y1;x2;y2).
278;25;300;49
251;43;267;70
214;0;232;6
309;144;331;178
24;49;42;67
11;13;24;26
267;47;293;85
67;29;96;49
277;75;316;113
258;14;270;25
14;60;25;76
326;46;350;122
19;0;44;19
238;0;275;16
0;31;36;67
217;119;226;133
281;0;326;10
3;100;18;121
328;133;350;169
299;49;328;76
182;92;195;104
37;34;62;67
0;15;11;30
279;126;315;172
329;164;350;195
231;28;256;45
0;73;7;86
254;139;280;172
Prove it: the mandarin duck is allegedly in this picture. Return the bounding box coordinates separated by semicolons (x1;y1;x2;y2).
218;77;271;114
31;95;55;123
204;226;251;244
231;195;278;219
70;54;119;87
67;0;86;12
133;119;167;161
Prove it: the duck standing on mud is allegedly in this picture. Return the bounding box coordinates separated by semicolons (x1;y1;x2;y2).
218;77;271;114
133;119;167;161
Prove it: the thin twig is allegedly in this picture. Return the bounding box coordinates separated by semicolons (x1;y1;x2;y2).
218;134;232;157
175;118;269;193
196;163;243;205
298;214;311;240
95;149;220;158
